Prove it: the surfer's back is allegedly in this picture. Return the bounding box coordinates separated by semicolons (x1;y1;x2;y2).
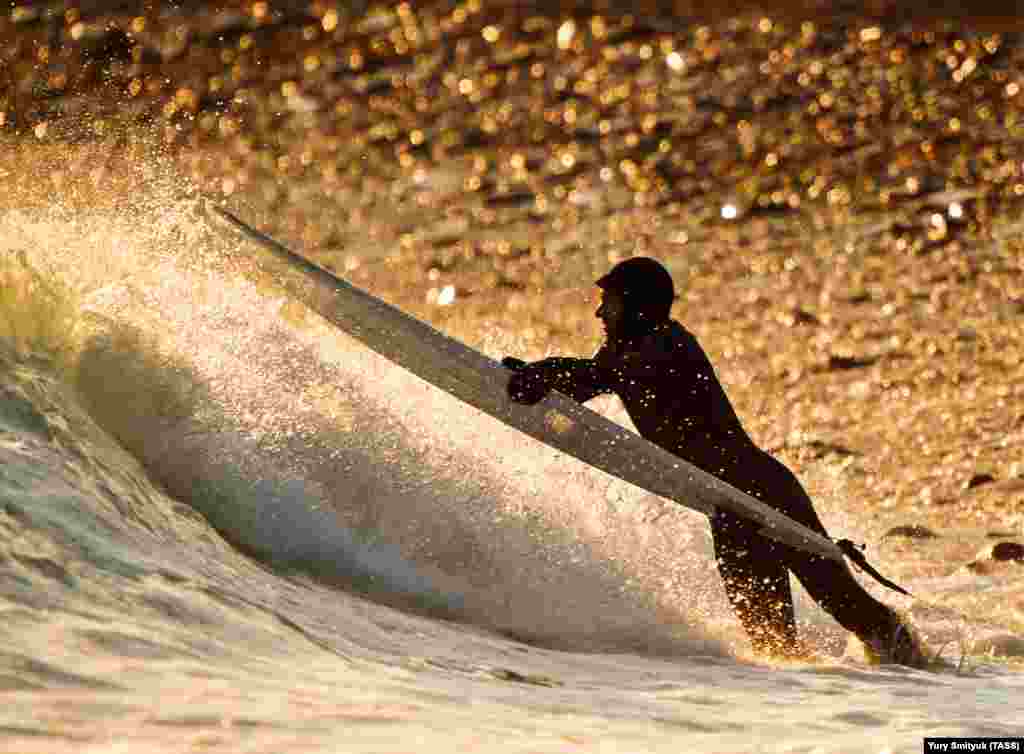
594;320;752;466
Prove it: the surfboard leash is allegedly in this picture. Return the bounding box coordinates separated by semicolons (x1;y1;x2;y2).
835;539;913;597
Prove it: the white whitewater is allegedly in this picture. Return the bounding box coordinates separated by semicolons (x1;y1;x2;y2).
1;187;1022;753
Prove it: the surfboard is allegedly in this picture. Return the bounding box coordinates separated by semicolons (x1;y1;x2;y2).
210;203;844;563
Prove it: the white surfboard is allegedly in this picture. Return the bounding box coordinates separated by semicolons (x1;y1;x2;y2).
211;204;844;563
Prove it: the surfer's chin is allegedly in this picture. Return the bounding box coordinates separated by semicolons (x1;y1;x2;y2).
602;332;626;352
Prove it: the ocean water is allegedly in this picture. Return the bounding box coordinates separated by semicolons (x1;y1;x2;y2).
1;154;1023;753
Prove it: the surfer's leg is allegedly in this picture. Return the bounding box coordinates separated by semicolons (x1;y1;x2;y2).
711;511;800;656
755;458;901;650
784;552;892;638
744;452;889;636
784;551;926;666
723;451;926;665
753;452;833;536
765;463;928;666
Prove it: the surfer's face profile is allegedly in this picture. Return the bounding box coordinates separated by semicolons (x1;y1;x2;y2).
596;288;627;341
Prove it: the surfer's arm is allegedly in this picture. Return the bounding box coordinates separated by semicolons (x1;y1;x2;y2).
592;337;683;385
505;356;612;404
538;357;613;403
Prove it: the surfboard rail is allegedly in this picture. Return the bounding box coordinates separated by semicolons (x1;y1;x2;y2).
210;203;844;563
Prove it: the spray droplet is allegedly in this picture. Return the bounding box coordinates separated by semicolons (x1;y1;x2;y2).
437;285;456;306
557;20;576;51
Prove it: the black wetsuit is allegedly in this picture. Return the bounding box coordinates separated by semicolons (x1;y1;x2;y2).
510;319;898;655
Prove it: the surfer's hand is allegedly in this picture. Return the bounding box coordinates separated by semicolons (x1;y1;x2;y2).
502;356;527;371
507;363;552;405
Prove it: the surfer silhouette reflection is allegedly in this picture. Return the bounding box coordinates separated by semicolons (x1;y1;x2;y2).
504;257;925;667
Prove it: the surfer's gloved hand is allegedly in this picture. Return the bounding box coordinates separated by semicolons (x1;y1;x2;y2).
506;360;554;405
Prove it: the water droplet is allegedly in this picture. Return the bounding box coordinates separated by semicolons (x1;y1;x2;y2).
437;285;456;306
557;20;576;51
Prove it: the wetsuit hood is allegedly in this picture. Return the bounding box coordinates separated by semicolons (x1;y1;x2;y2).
596;257;675;324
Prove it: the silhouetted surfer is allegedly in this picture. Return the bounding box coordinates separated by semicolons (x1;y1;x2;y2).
504;257;926;667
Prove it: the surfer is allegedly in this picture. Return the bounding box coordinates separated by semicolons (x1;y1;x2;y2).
503;257;926;667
